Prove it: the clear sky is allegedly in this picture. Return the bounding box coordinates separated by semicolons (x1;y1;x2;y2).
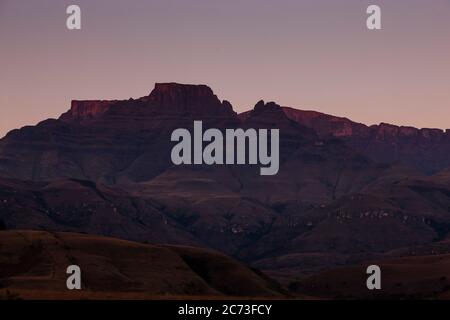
1;0;450;137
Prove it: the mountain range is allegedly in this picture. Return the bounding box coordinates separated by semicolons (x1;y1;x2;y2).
1;83;449;298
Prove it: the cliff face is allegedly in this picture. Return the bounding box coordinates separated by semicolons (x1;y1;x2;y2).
60;100;117;121
144;83;235;116
0;83;239;183
282;107;450;174
59;83;236;122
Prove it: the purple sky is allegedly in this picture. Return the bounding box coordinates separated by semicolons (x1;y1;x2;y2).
1;0;450;137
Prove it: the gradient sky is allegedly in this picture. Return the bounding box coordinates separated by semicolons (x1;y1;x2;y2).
1;0;450;137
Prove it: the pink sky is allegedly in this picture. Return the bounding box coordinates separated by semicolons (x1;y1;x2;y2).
1;0;450;137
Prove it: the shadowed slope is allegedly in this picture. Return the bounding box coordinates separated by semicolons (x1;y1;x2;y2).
0;230;284;299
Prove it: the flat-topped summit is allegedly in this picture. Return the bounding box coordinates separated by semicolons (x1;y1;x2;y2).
151;83;215;97
145;83;235;116
60;83;236;122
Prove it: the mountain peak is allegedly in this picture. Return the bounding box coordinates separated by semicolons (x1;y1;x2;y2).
144;83;235;116
251;100;286;118
59;83;236;122
151;83;214;97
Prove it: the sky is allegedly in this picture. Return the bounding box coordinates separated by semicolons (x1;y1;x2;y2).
1;0;450;137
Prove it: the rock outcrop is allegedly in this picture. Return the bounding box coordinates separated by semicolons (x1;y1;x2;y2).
282;107;450;174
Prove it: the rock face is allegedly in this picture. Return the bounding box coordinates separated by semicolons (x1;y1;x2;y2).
282;107;450;174
60;100;117;121
60;83;236;122
144;83;235;116
0;83;239;183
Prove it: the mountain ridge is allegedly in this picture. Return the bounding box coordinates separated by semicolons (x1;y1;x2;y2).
281;106;450;174
0;83;449;281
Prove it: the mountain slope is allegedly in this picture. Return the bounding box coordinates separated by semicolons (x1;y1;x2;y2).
0;230;284;299
289;252;450;299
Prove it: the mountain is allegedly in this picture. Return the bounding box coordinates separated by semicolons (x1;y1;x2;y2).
0;83;395;214
252;172;450;275
0;83;449;298
281;107;450;174
0;83;238;183
0;230;284;299
0;177;202;247
0;86;406;261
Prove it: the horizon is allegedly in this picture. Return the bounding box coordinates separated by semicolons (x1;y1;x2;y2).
1;0;450;137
